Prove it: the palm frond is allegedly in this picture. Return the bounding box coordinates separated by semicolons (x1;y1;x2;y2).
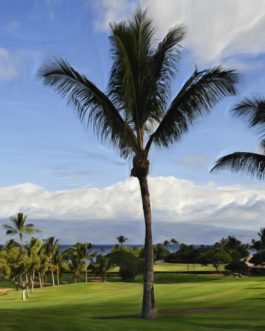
141;26;185;126
151;26;185;97
108;9;156;135
25;224;41;233
3;225;17;235
233;97;265;127
39;59;138;158
108;10;184;138
211;152;265;180
146;67;238;151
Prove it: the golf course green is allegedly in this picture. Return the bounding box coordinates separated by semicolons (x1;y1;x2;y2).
1;274;265;330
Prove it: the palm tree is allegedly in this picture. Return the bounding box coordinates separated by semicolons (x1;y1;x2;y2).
3;213;40;250
117;235;128;247
39;9;237;318
70;242;92;282
63;244;90;283
90;254;113;282
26;237;43;291
211;97;265;178
42;237;59;287
53;246;63;285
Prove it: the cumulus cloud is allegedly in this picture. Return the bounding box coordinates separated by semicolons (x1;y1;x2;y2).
91;0;135;31
93;0;265;65
0;48;40;82
181;154;207;167
0;49;18;81
0;177;264;243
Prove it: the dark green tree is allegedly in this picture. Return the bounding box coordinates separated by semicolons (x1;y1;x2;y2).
116;235;128;247
40;9;237;318
251;228;265;251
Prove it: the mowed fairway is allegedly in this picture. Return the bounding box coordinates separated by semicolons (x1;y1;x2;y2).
153;263;225;272
1;276;265;330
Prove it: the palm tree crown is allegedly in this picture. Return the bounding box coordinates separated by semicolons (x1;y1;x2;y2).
117;235;128;246
40;10;237;169
40;9;237;319
3;213;40;248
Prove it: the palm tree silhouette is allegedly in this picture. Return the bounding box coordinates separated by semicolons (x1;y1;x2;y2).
212;97;265;178
3;213;40;250
42;237;59;287
117;235;128;247
40;9;237;318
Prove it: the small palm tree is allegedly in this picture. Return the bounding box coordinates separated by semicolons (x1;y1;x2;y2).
42;237;59;287
3;213;40;250
40;9;237;318
63;244;90;283
71;242;92;282
91;254;113;282
211;97;265;178
26;237;43;290
117;235;128;247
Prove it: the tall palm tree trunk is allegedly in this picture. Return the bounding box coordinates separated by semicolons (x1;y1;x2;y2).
56;266;60;285
25;274;30;298
31;269;35;292
51;268;55;287
38;272;42;288
138;175;155;319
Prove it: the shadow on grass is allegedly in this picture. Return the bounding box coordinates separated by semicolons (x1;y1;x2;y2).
179;312;265;331
1;301;265;331
92;314;140;319
133;273;222;284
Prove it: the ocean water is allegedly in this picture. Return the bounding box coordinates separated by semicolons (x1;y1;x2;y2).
60;244;143;255
60;243;179;254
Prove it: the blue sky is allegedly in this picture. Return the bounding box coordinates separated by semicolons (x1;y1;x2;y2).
1;0;265;244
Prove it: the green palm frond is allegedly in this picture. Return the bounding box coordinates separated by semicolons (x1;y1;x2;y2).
109;9;155;132
25;224;41;234
3;225;17;235
109;10;185;136
150;27;185;105
233;97;265;127
40;59;138;159
146;67;238;151
142;26;185;127
211;152;265;179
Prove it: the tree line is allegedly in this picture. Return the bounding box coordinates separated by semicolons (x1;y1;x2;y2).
2;212;265;302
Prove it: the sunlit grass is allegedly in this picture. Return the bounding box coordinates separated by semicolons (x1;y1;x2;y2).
1;274;265;330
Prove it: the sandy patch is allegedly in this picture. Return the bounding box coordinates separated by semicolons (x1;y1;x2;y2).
0;288;11;296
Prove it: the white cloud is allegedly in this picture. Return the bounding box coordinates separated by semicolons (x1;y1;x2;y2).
93;0;265;65
181;154;207;167
0;48;40;82
0;177;264;231
0;49;18;81
91;0;135;31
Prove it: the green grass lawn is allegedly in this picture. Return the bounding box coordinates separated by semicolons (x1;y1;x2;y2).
153;263;225;272
1;275;265;330
110;262;224;275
